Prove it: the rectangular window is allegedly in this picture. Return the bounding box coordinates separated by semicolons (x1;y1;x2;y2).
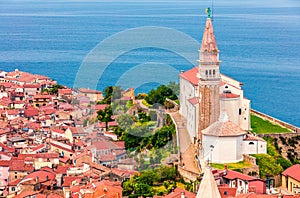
239;108;242;115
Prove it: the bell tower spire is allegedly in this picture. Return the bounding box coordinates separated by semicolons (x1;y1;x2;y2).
197;9;221;144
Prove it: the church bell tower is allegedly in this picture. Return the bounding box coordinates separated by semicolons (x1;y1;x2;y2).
197;8;221;140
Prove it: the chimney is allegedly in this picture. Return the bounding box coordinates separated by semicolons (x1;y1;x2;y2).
181;192;185;198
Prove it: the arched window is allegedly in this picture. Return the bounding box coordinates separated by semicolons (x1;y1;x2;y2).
249;142;254;145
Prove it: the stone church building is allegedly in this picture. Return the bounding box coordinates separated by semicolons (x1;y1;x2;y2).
179;15;266;163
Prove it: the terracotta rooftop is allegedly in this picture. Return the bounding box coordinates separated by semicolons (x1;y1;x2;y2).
243;134;266;142
20;170;56;185
79;88;102;94
0;160;10;167
201;18;218;52
220;93;240;99
282;164;300;182
23;84;41;88
164;187;196;198
179;67;199;86
9;159;34;172
188;97;200;105
223;169;255;181
202;113;246;137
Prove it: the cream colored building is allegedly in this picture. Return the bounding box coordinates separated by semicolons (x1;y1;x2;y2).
282;164;300;194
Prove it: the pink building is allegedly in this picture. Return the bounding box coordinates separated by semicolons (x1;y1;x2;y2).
0;160;10;189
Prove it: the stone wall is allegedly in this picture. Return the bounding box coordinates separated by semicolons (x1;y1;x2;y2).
243;154;256;165
178;165;199;182
257;133;300;139
242;154;260;177
274;175;282;188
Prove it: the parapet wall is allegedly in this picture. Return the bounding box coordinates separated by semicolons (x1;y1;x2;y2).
251;109;299;132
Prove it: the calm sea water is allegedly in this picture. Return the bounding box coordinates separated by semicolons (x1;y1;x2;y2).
0;0;299;127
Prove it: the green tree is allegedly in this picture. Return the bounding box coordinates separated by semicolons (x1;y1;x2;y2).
43;84;64;95
99;86;122;104
122;180;134;195
167;81;179;96
134;183;152;196
138;169;159;186
116;114;134;130
97;106;113;129
135;93;147;99
145;85;177;105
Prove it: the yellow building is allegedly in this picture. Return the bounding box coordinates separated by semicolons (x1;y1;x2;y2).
79;88;103;102
282;164;300;194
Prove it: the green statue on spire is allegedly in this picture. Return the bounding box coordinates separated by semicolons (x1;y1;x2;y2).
206;7;211;19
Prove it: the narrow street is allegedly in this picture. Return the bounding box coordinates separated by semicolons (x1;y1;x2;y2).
168;111;201;175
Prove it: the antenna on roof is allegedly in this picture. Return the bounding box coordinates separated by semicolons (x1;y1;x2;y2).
211;0;214;21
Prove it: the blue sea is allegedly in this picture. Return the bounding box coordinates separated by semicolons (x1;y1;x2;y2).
0;0;299;127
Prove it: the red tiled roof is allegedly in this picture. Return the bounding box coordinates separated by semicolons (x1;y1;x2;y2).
51;127;65;134
62;176;82;187
99;154;116;162
74;141;85;147
79;88;102;94
0;121;8;129
179;67;198;86
6;109;19;115
9;159;34;172
282;164;300;182
23;84;41;88
0;160;10;167
24;108;39;117
113;141;125;149
93;139;110;150
0;142;15;152
50;142;74;153
94;104;109;111
164;187;196;198
17;154;35;159
223;170;255;181
8;179;21;186
35;153;59;159
0;128;10;135
33;94;52;99
40;166;56;174
14;191;43;198
20;170;56;185
188;97;200;105
27;122;42;130
32;144;46;151
43;108;56;115
55;165;70;174
58;88;72;95
220;93;240;99
202;120;247;137
243;134;266;142
59;156;70;164
108;121;118;127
